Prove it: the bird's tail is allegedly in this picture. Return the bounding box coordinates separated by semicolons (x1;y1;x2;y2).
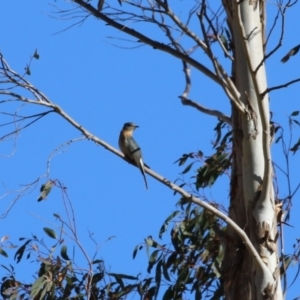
139;159;148;190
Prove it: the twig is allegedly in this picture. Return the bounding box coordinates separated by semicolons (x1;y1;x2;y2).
197;4;244;113
72;0;220;85
180;96;232;125
155;0;208;51
261;77;300;97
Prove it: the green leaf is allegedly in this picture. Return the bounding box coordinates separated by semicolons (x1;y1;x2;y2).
281;44;300;63
65;275;74;286
159;211;180;239
149;250;160;263
43;227;57;239
162;261;171;281
61;245;70;260
108;273;138;280
39;257;53;265
30;276;46;298
14;240;31;263
165;252;177;269
155;259;162;297
181;162;194;174
174;153;193;166
33;49;40;59
292;119;300;126
291;111;299;116
1;264;12;273
133;244;142;259
91;272;104;285
41;281;52;298
147;250;160;273
290;138;300;154
163;285;173;300
0;247;8;258
25;65;31;75
92;259;103;264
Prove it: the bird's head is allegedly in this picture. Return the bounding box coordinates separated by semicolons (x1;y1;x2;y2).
122;122;139;131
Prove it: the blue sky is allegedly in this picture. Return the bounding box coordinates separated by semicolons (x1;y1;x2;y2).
1;0;300;299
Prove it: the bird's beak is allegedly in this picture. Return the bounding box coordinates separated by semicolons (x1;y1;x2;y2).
134;125;139;128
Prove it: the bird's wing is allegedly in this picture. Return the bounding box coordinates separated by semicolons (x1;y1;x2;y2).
126;136;142;162
126;137;148;189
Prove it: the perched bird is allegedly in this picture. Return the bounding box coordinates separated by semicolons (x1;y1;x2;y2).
37;181;54;202
119;122;148;190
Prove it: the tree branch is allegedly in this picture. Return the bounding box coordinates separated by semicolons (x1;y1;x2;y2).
155;0;208;51
197;3;245;114
73;0;221;85
261;77;300;97
180;96;231;125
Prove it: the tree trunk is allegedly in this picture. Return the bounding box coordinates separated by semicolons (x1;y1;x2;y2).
223;1;282;299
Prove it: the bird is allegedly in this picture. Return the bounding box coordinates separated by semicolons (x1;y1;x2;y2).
119;122;148;190
37;181;54;202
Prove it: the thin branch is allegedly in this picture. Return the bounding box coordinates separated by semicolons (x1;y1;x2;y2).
155;13;192;99
261;77;300;97
72;0;221;85
255;0;289;73
181;61;191;98
197;4;244;113
155;0;208;51
46;137;87;176
202;6;233;60
180;96;232;125
0;179;40;219
0;107;54;141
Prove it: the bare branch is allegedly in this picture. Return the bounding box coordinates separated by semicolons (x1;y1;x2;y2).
0;108;53;141
197;4;245;113
181;61;191;98
155;0;208;51
73;0;220;84
202;6;233;60
261;77;300;97
46;137;87;176
180;96;231;125
0;179;40;219
255;0;291;73
154;12;194;99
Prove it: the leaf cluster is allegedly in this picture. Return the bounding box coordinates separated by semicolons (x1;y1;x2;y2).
133;201;225;299
0;231;142;300
175;120;232;189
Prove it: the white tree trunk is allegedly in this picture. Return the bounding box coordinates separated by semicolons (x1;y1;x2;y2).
224;1;282;298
